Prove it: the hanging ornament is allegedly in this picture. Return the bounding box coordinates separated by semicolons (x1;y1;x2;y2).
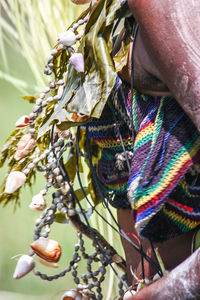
5;171;26;194
69;53;85;73
14;134;35;161
13;255;35;279
57;31;77;47
29;193;46;211
15;115;30;128
61;289;89;300
30;237;61;262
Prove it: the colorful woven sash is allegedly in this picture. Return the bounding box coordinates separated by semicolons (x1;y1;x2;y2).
87;78;200;242
127;91;200;242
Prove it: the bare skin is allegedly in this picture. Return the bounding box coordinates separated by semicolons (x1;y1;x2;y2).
118;209;194;287
119;30;172;97
127;0;200;132
118;0;200;297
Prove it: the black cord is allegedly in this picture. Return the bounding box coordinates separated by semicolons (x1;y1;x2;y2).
140;239;145;281
149;240;164;277
50;124;163;276
84;127;122;231
50;124;129;290
108;99;131;173
85;125;163;277
75;129;120;234
130;24;139;142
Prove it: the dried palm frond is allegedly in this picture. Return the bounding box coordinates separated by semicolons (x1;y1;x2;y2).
0;0;85;90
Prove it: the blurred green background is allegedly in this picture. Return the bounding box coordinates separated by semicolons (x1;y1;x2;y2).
0;2;124;299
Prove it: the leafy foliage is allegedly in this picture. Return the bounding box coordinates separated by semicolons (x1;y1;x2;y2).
38;0;130;136
0;0;131;209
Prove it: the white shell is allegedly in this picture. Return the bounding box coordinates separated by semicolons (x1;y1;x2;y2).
69;53;84;73
5;171;26;194
59;182;71;195
57;85;64;97
61;290;82;300
29;193;46;211
57;31;76;46
15;115;30;128
123;290;136;300
13;255;35;279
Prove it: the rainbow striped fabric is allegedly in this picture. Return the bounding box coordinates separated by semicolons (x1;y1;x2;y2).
87;78;133;209
127;91;200;242
87;78;200;242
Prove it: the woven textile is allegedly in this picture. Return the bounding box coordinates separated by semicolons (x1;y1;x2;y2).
127;91;200;242
87;78;200;242
87;77;133;209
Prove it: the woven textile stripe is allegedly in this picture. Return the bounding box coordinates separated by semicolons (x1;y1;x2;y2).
127;91;200;242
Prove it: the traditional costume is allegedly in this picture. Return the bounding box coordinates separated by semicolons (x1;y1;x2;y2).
1;0;200;298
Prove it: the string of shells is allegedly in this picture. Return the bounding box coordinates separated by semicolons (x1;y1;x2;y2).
9;8;128;300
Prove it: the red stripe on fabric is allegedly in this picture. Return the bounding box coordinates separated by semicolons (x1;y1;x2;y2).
139;119;154;131
136;159;193;216
167;198;193;212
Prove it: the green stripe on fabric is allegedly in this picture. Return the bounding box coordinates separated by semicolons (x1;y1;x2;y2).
133;133;200;200
133;132;153;152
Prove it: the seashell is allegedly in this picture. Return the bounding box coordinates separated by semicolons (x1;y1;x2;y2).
61;289;89;300
30;237;61;262
57;85;65;97
5;171;26;193
15;115;30;128
69;53;84;73
13;255;35;279
38;256;58;268
72;112;88;123
123;290;136;299
59;181;71;195
14;134;35;161
57;31;76;46
29;193;46;211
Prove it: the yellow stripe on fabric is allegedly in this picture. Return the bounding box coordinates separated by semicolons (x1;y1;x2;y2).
162;207;200;231
132;138;200;209
133;126;154;152
98;138;132;149
178;179;200;199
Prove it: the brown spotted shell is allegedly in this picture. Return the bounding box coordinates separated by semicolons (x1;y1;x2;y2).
30;237;61;262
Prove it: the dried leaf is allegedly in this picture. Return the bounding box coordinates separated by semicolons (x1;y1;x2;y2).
64;149;76;183
55;213;69;224
74;187;89;201
38;0;129;137
21;95;37;104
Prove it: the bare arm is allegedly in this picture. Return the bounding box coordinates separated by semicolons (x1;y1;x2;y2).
127;0;200;131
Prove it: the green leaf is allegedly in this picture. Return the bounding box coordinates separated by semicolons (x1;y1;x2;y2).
38;0;128;137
